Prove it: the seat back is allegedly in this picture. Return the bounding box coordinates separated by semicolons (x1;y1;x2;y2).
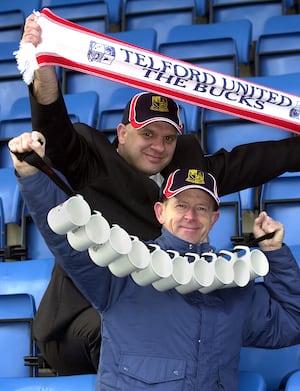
41;0;109;33
209;0;283;42
164;20;252;65
0;374;97;390
0;293;36;377
285;370;300;391
122;0;196;49
260;172;300;248
238;370;267;391
209;192;242;251
255;32;300;76
239;344;300;391
159;37;238;76
0;10;24;42
0;258;54;309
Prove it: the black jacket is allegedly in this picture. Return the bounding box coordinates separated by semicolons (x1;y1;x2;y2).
31;88;300;341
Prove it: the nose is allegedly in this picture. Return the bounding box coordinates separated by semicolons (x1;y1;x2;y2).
184;207;197;220
150;137;165;153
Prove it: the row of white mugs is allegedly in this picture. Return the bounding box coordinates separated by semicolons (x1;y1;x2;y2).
47;195;269;294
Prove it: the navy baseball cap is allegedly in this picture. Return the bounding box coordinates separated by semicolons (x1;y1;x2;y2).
122;92;183;134
160;168;220;208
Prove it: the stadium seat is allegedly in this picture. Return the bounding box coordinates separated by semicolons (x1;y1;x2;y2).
20;203;54;261
239;344;300;391
64;91;99;127
0;168;22;260
285;370;300;390
209;0;284;42
255;14;300;76
161;20;252;67
0;293;36;377
255;32;300;76
238;371;267;391
0;374;97;390
0;1;41;18
259;172;300;264
0;41;21;79
97;85;142;140
159;37;238;77
263;13;300;35
209;192;243;251
121;0;196;49
108;28;157;51
41;0;109;33
0;9;24;42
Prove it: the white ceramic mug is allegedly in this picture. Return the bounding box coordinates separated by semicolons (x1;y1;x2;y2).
131;244;173;286
234;245;269;280
152;251;192;291
88;224;132;267
200;253;234;294
108;237;151;278
176;253;215;294
67;211;110;251
47;194;91;235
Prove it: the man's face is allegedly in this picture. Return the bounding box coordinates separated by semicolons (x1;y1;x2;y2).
154;189;219;244
117;121;178;176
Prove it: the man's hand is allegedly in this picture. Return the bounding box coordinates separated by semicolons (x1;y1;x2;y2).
8;131;46;177
253;211;284;252
21;13;59;104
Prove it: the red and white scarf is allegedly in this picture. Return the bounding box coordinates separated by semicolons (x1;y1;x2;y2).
15;8;300;134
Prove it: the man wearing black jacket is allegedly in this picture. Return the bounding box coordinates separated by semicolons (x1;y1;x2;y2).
20;14;300;376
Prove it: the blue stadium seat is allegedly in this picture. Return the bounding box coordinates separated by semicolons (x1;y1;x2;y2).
209;192;243;251
209;0;284;42
97;86;142;140
0;258;54;310
255;14;300;76
162;20;252;67
108;28;157;51
159;37;238;77
105;0;122;26
263;13;300;35
0;167;22;228
285;370;300;391
259;172;300;263
238;371;267;391
0;1;41;17
0;9;24;42
20;203;54;261
121;0;196;49
0;168;22;260
0;293;36;377
255;32;300;76
0;41;20;79
64;91;99;127
239;344;300;391
0;374;97;390
41;0;109;33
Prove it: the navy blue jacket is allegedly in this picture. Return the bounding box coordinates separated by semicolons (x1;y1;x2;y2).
18;171;300;391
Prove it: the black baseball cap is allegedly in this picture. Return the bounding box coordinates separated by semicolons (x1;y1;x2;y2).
160;168;220;208
122;92;183;134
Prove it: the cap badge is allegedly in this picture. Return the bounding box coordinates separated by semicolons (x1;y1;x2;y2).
150;96;169;113
185;170;205;185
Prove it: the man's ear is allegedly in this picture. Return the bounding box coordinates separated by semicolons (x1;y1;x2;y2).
211;211;220;229
154;201;165;224
117;123;127;144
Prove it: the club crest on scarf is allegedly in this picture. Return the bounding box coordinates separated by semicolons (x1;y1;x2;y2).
87;41;115;65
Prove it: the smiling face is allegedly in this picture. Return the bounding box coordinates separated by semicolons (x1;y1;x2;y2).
154;188;219;244
117;121;178;176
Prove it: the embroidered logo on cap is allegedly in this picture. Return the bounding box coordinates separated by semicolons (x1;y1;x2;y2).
150;96;169;113
185;170;205;185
